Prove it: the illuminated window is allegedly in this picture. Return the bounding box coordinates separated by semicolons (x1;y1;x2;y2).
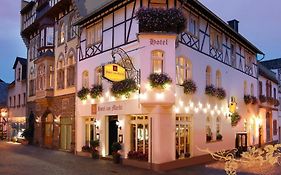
176;57;192;84
215;70;221;88
251;83;254;96
37;64;45;91
210;26;222;50
82;71;89;88
175;115;191;159
152;50;164;73
95;67;102;85
59;22;65;44
86;21;102;47
206;116;212;142
85;117;97;146
67;52;75;87
57;55;65;89
230;42;236;67
206;66;212;86
68;14;77;40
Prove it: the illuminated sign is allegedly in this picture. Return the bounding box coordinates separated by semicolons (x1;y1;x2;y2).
103;63;126;82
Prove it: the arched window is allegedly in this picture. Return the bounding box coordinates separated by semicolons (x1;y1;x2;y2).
37;64;45;91
68;14;77;40
67;51;75;87
95;67;102;85
206;116;212;142
215;70;221;88
57;54;65;89
206;66;212;86
250;83;254;96
82;71;89;88
59;22;65;44
244;81;247;95
176;57;192;84
151;50;164;73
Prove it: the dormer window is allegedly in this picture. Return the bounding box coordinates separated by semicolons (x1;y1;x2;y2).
17;68;21;81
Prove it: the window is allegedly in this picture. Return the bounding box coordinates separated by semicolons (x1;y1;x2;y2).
130;115;149;155
149;0;167;8
230;42;236;67
216;116;221;135
86;21;102;47
13;96;16;108
46;27;54;46
40;28;45;47
95;67;102;85
274;88;276;99
273;120;277;135
259;81;262;96
152;50;164;73
29;79;36;96
49;66;54;89
59;22;65;44
9;97;12;107
206;66;212;86
215;70;221;88
67;52;75;87
175;115;191;159
23;93;26;105
68;15;77;40
176;57;192;84
57;55;65;89
37;64;45;91
210;26;222;50
85;117;97;146
206;116;212;142
82;71;89;88
266;80;271;97
18;94;21;107
17;68;21;81
244;81;247;95
188;13;198;36
251;83;254;96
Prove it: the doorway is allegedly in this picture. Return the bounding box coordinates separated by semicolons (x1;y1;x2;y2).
266;112;272;142
108;116;118;155
60;117;72;151
235;132;247;157
44;113;54;148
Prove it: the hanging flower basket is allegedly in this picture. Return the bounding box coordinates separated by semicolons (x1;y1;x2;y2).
251;96;258;105
244;95;252;105
148;73;172;89
259;95;266;103
230;112;241;127
274;99;280;107
90;85;103;99
216;88;226;100
77;87;90;100
267;96;275;105
205;85;216;97
182;80;197;94
111;79;138;98
136;7;187;34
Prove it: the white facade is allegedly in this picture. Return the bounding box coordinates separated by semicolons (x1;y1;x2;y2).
75;0;264;168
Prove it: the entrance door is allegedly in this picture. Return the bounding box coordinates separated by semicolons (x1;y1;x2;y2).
235;133;247;157
108;116;118;155
266;112;272;142
44;114;54;148
60;117;72;151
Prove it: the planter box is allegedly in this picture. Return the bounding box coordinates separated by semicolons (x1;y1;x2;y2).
77;151;92;158
122;159;151;170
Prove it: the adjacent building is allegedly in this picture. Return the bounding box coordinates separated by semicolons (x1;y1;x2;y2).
74;0;267;170
0;79;8;140
20;0;78;151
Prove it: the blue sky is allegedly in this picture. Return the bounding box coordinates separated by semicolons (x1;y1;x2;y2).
0;0;280;83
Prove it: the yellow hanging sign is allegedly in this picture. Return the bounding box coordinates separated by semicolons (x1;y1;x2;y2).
103;63;126;82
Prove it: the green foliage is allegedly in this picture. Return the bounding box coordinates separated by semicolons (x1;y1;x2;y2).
148;73;172;89
110;79;138;98
205;85;216;96
90;85;103;99
77;87;90;100
231;112;241;127
182;80;197;94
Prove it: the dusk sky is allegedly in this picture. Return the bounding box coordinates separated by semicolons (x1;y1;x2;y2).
0;0;280;83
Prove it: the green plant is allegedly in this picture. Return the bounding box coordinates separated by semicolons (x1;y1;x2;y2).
244;95;252;105
111;79;138;98
112;142;122;152
206;135;212;142
90;140;100;149
216;133;223;141
274;99;280;107
77;87;90;100
21;128;33;144
267;96;275;105
136;7;186;34
90;140;100;159
259;95;266;103
230;112;241;127
182;80;197;94
205;85;216;97
216;88;226;100
90;85;103;99
82;146;91;152
112;142;122;164
148;73;172;89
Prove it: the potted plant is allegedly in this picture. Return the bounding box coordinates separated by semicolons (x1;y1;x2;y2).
112;142;122;164
205;85;216;97
90;140;100;159
77;87;90;100
216;133;223;141
230;112;241;127
251;96;258;105
148;73;172;89
244;95;252;105
216;88;226;100
82;145;91;152
206;134;212;142
259;95;266;103
182;79;197;94
111;79;138;98
136;7;186;34
21;128;33;145
90;84;103;99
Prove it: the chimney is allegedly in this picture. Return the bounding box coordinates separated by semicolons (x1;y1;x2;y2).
228;19;239;33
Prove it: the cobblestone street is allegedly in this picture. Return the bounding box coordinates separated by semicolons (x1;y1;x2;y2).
0;141;280;175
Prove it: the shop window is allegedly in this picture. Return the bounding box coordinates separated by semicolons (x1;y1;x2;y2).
176;57;192;84
215;70;221;88
82;70;89;88
152;50;164;73
86;21;102;47
95;67;102;85
175;115;191;159
85;117;96;146
130;115;149;155
210;26;222;50
206;66;212;86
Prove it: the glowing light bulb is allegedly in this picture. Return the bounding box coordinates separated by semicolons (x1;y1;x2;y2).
164;83;171;90
198;102;203;109
82;100;87;105
90;99;95;104
111;96;116;101
105;91;110;97
156;93;164;100
145;83;152;91
174;107;180;113
121;95;126;100
194;107;199;113
185;107;190;113
203;108;207;114
100;97;104;103
211;110;215;116
179;100;184;107
207;103;211;109
87;94;91;99
214;105;218;110
189;101;194;108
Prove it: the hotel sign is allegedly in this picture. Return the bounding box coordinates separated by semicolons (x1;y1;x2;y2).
102;63;126;82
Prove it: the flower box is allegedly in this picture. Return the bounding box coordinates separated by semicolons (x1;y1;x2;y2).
110;79;138;98
182;80;197;94
148;73;172;89
77;87;90;100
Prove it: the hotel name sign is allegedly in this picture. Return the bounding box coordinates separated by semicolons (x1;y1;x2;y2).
102;63;126;82
92;104;123;115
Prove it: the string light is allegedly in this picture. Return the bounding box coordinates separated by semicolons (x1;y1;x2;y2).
90;99;95;104
179;100;184;107
156;93;164;100
184;107;190;113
